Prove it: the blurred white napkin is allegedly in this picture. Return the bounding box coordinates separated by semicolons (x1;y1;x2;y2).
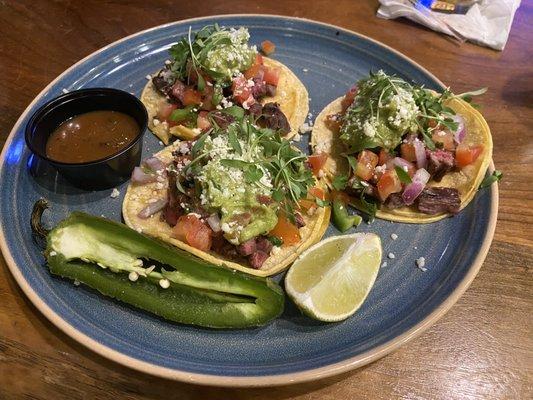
377;0;521;50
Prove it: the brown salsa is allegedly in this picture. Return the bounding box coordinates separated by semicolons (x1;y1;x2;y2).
45;110;139;163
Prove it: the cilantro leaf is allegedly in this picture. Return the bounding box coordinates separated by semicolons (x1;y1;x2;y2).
332;174;349;190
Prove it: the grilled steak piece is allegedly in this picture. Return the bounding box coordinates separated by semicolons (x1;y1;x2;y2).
294;212;306;228
427;149;455;182
251;77;267;99
384;193;405;209
265;84;277;97
259;102;290;134
255;236;273;254
151;67;175;97
237;239;257;256
210;111;235;130
249;250;269;269
417;187;461;215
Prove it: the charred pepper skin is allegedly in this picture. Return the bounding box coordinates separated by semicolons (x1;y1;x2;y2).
45;212;284;328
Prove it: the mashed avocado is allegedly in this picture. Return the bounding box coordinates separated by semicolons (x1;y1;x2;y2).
198;134;277;245
340;71;419;152
204;27;257;83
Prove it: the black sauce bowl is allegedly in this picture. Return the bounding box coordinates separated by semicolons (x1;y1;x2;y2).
25;88;148;190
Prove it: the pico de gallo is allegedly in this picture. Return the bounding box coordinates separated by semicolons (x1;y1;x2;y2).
314;70;487;222
148;24;289;143
132;107;326;269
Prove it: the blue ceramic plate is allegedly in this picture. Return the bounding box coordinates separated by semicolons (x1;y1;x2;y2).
0;15;497;386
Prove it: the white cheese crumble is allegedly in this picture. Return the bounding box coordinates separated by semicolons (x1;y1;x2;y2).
128;271;139;282
145;74;152;80
416;257;426;272
381;261;388;268
62;88;69;94
388;252;395;259
390;233;398;240
110;188;120;198
299;123;313;134
49;251;57;256
159;279;170;289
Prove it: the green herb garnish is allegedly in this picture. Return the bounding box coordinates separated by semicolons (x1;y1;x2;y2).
394;166;412;184
479;170;502;189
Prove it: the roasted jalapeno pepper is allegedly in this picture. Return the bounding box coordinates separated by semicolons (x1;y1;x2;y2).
32;200;284;328
332;199;362;232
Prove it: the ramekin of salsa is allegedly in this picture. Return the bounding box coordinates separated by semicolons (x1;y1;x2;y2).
25;88;148;190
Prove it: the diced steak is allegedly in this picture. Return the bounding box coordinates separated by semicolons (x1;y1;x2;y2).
152;67;176;97
237;239;257;256
210;111;235;130
384;193;405;209
251;77;267;99
294;212;306;228
417;187;461;215
259;102;290;134
249;250;269;269
427;149;455;182
248;102;263;118
265;84;277;97
255;236;273;254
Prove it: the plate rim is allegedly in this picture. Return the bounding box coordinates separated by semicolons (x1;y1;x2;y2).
0;14;499;387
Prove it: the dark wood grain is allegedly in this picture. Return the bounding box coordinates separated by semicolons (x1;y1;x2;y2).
1;1;532;399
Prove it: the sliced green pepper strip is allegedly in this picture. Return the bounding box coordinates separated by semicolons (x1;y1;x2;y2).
332;199;362;232
45;212;284;328
169;105;195;122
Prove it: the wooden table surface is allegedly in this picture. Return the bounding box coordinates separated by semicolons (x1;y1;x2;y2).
1;1;531;398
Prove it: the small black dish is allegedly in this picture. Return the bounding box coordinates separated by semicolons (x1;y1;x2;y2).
25;88;148;190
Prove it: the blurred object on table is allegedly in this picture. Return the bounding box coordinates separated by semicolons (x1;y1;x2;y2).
377;0;521;50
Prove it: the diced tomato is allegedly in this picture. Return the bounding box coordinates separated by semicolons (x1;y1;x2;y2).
244;63;264;80
298;199;317;212
355;150;379;181
341;85;358;112
400;143;417;162
308;153;328;176
269;214;301;247
261;40;276;55
171;81;186;102
325;113;342;132
254;53;264;66
456;144;484;168
157;102;177;121
172;215;213;252
309;187;326;201
330;190;351;205
182;88;202;106
377;170;402;201
197;111;211;131
232;75;253;104
263;66;281;86
379;148;394;165
432;130;456;151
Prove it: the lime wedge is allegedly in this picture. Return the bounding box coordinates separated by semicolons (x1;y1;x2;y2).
285;233;382;322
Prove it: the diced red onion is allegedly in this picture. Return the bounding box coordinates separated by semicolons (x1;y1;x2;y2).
451;115;466;144
402;168;431;205
206;214;221;233
386;157;414;172
137;198;168;219
143;157;166;172
413;139;427;169
131;167;157;185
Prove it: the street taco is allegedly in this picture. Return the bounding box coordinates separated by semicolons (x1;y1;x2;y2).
311;70;492;223
123;110;330;277
142;25;308;145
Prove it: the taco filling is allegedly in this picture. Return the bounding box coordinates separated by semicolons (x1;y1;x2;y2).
311;70;492;222
143;25;308;144
123;108;329;274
